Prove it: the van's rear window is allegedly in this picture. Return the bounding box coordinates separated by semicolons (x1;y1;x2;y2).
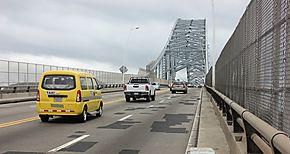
42;75;75;90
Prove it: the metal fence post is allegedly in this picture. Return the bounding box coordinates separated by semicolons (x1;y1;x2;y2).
7;61;10;86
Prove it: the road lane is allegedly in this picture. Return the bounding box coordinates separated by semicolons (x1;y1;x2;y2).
0;89;168;126
0;91;126;125
0;88;200;154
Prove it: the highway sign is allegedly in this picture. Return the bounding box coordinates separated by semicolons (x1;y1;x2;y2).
119;65;128;73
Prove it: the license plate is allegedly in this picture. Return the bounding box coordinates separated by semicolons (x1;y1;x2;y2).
51;104;64;108
134;93;139;95
54;97;62;102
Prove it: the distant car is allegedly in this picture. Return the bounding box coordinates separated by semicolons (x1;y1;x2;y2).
152;82;160;90
171;81;188;94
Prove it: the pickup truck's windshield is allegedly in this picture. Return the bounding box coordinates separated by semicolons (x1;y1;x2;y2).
130;79;149;84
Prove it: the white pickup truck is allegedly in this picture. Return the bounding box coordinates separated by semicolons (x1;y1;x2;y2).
124;77;156;102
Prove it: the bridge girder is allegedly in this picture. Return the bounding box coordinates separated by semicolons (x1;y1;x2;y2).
150;18;207;85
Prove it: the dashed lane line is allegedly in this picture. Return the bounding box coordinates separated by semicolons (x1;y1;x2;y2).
118;115;133;121
47;134;90;153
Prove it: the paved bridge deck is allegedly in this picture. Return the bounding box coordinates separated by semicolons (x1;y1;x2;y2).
196;89;229;154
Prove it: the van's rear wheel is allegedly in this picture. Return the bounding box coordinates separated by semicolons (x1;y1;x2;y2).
39;115;49;122
96;105;103;117
79;107;87;122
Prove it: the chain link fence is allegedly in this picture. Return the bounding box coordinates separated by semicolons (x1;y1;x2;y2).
205;67;212;87
0;59;135;87
207;0;290;135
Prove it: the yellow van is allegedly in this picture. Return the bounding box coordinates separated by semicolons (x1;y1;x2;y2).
36;70;103;122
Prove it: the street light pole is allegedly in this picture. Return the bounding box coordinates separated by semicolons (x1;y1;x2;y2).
122;26;140;84
211;0;216;88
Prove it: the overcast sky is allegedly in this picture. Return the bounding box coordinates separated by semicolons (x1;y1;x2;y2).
0;0;250;74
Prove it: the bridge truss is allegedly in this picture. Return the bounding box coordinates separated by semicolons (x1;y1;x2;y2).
150;19;207;85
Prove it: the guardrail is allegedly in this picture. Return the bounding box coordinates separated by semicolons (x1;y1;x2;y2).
205;85;290;154
0;84;124;94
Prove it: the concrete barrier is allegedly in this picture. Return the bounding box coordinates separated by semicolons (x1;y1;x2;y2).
0;88;124;105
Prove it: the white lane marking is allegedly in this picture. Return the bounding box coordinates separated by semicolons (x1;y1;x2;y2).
148;105;154;108
47;134;89;153
118;115;133;121
159;100;165;103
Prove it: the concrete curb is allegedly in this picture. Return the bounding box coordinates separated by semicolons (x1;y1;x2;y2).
0;97;36;105
185;88;203;154
0;89;124;105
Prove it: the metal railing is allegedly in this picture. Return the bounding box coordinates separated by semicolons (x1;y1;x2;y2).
0;59;135;87
208;0;290;136
205;85;290;154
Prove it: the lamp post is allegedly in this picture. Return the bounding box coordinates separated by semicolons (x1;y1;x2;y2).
121;26;140;84
211;0;216;88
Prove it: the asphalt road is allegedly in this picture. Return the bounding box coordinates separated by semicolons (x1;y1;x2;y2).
0;88;201;154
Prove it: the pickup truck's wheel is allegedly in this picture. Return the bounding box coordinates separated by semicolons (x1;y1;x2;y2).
126;96;130;102
146;96;151;102
39;115;49;122
151;92;156;101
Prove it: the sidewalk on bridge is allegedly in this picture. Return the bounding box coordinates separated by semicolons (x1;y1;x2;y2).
194;88;230;154
0;88;124;104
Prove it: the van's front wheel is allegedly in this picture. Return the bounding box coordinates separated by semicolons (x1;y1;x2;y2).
39;115;49;122
79;107;87;122
96;105;103;117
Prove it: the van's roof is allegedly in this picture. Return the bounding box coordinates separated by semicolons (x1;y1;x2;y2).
42;70;94;77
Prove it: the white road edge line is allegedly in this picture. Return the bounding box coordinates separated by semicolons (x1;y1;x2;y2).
118;115;133;121
47;134;90;153
148;105;154;108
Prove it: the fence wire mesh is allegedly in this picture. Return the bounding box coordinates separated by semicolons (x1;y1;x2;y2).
205;67;212;87
0;59;134;87
209;0;290;134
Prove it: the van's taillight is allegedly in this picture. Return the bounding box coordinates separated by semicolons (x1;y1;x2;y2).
36;90;40;101
123;84;127;90
76;90;82;102
145;85;149;91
